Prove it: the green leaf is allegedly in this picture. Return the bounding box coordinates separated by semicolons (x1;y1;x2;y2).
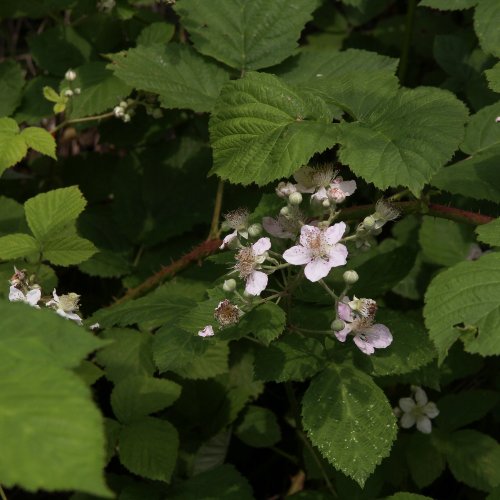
0;60;24;116
25;186;87;242
110;43;230;113
405;433;446;488
474;0;500;57
254;335;325;382
424;252;500;360
168;464;254;500
336;86;468;194
15;76;59;124
235;405;281;448
174;0;320;71
118;416;178;482
111;375;181;423
193;430;231;475
43;85;60;102
419;0;477;10
20;127;56;159
136;22;175;47
78;250;131;278
0;303;109;497
0;196;24;235
476;217;500;246
95;328;156;383
245;302;286;345
0;233;39;259
419;216;474;266
384;494;433;500
369;309;436;376
436;390;499;431
485;62;500;92
431;101;500;202
42;230;97;266
68;62;132;119
445;430;500;491
302;364;397;486
0;131;27;174
210;71;334;186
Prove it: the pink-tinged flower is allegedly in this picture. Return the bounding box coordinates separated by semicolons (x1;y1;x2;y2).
234;237;271;296
198;325;215;337
283;223;348;282
312;178;357;204
9;286;41;308
335;300;392;355
396;386;439;434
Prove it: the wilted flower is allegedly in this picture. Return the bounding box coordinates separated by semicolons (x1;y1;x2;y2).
234;237;271;296
220;208;250;249
373;199;400;229
214;299;241;327
9;267;26;287
294;165;337;193
9;286;41;308
46;289;83;325
283;223;348;282
396;386;439;434
198;325;215;338
335;299;392;355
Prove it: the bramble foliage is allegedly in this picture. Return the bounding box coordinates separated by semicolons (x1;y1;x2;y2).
0;0;499;499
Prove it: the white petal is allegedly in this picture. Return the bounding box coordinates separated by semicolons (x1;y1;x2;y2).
416;415;432;434
338;180;357;196
324;222;346;245
26;289;41;306
399;397;416;412
400;412;416;429
9;286;25;302
353;335;375;355
220;230;238;249
198;325;215;337
252;237;271;255
423;402;439;419
51;289;60;302
262;217;293;239
245;271;268;296
283;245;312;265
56;309;82;325
364;324;393;349
327;243;348;267
300;225;321;248
311;186;327;202
304;258;332;282
414;386;428;406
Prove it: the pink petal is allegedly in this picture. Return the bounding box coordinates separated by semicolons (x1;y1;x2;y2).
304;258;332;282
245;270;268;296
338;180;357;196
220;230;238;249
198;325;215;337
283;245;312;265
263;217;293;239
335;324;352;342
399;397;416;412
365;324;393;348
416;415;432;434
300;225;321;248
338;302;354;322
324;222;346;245
311;186;328;202
327;243;348;267
353;335;376;355
252;237;271;255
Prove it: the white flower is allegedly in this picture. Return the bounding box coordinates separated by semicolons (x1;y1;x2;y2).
46;289;83;325
9;286;41;308
198;325;214;337
496;116;500;123
234;237;271;296
283;223;348;282
397;386;439;434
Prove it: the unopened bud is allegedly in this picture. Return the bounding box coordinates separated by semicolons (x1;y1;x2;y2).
223;279;237;292
113;106;124;117
119;101;128;109
122;113;131;123
322;199;330;208
152;108;163;119
288;192;302;205
363;215;376;229
280;206;290;217
331;319;345;331
248;223;262;237
343;270;359;284
63;89;73;97
65;69;76;81
74;87;81;95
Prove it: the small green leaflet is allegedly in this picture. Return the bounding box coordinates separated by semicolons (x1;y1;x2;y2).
302;363;397;486
0;60;24;116
485;62;500;92
474;0;500;58
476;217;500;246
174;0;321;71
209;71;335;185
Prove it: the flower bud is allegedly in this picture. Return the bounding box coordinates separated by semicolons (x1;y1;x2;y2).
152;108;163;119
288;192;302;205
113;106;124;117
74;88;81;95
343;270;359;284
280;206;290;217
65;69;76;81
322;199;330;208
363;215;376;229
119;101;128;109
63;89;73;97
331;319;345;331
122;113;131;123
223;279;237;292
248;223;262;237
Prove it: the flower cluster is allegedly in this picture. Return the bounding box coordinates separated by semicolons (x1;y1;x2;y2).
394;386;439;434
113;100;132;123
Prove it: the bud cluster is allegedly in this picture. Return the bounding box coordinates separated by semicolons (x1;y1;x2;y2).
113;100;133;123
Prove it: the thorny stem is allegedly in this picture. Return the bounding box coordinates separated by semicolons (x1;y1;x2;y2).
52;111;115;133
207;179;225;240
398;0;417;84
285;383;338;498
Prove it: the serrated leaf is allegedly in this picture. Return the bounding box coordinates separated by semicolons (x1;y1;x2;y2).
474;0;500;57
0;60;24;116
476;217;500;246
174;0;320;71
111;375;181;423
20;127;56;159
0;134;27;174
68;62;132;119
460;101;500;154
193;429;231;476
42;230;97;266
78;250;131;278
210;71;335;186
424;253;500;359
302;364;397;486
110;43;230;113
445;430;500;491
405;433;446;488
25;186;87;242
419;0;477;9
336;86;468;194
0;233;39;259
235;405;281;448
118;416;178;482
254;335;325;382
244;302;286;345
485;62;500;92
136;22;175;47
